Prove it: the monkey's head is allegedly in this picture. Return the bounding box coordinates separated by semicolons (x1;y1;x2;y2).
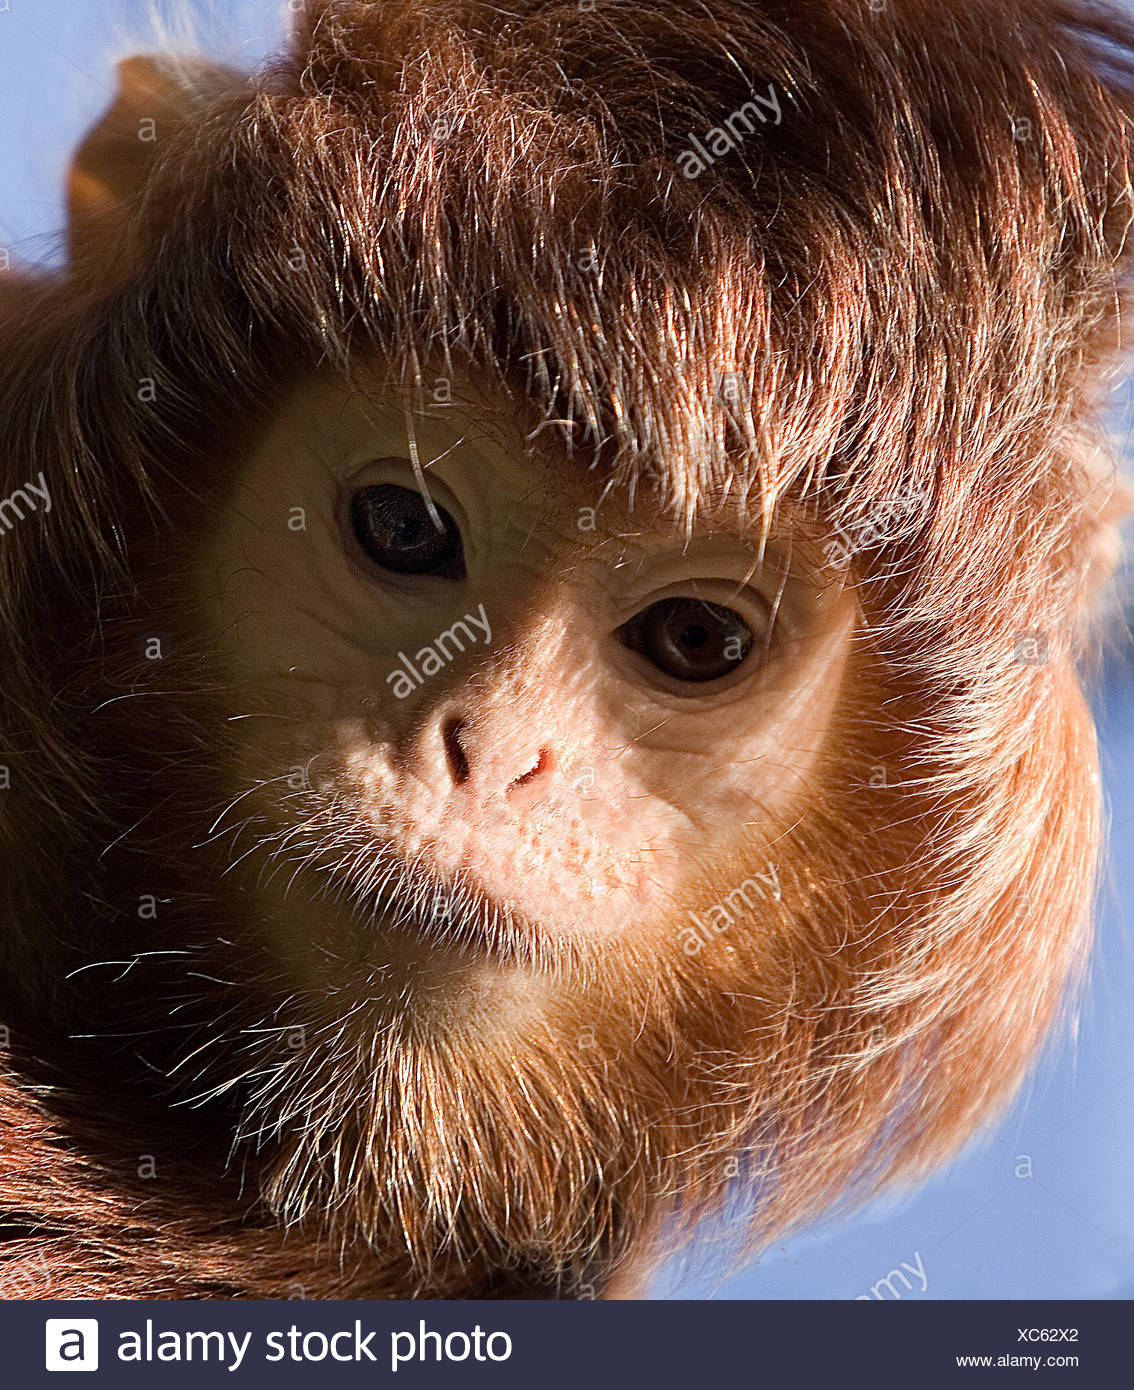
1;0;1131;1297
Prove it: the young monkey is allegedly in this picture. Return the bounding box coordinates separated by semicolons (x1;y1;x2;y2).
0;0;1131;1298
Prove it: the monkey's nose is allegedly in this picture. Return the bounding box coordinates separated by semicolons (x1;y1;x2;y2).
442;717;471;785
441;715;554;798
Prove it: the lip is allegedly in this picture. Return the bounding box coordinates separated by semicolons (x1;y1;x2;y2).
360;861;603;985
307;823;598;978
360;854;522;960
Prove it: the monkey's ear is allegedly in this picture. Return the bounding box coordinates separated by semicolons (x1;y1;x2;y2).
68;55;245;279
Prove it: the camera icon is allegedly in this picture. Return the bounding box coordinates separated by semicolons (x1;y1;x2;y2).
45;1320;99;1372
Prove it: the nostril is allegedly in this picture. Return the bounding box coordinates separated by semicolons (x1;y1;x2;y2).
443;717;470;785
509;747;553;793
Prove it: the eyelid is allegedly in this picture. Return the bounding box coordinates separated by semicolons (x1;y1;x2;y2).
621;579;777;640
340;456;471;539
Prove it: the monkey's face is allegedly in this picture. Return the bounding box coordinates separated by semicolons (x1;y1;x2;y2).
145;369;870;1281
188;373;856;1013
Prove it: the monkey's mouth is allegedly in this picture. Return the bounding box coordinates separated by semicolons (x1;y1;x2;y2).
362;878;594;984
345;850;534;965
373;888;490;949
293;825;575;973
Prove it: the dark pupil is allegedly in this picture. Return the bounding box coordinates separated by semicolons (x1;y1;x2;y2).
619;597;754;683
350;484;464;578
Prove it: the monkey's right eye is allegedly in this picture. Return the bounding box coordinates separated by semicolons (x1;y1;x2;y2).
349;483;466;579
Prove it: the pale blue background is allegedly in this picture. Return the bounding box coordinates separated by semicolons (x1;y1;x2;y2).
2;0;1130;1300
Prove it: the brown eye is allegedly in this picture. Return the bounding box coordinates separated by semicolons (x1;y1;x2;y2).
618;597;754;684
350;483;465;578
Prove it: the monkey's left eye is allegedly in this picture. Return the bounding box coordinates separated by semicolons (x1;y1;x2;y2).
349;483;465;579
617;597;755;684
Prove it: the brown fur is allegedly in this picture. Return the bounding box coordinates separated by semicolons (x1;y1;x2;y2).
1;0;1133;1297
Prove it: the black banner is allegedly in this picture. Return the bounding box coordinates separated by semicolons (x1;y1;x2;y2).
1;1299;1122;1388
